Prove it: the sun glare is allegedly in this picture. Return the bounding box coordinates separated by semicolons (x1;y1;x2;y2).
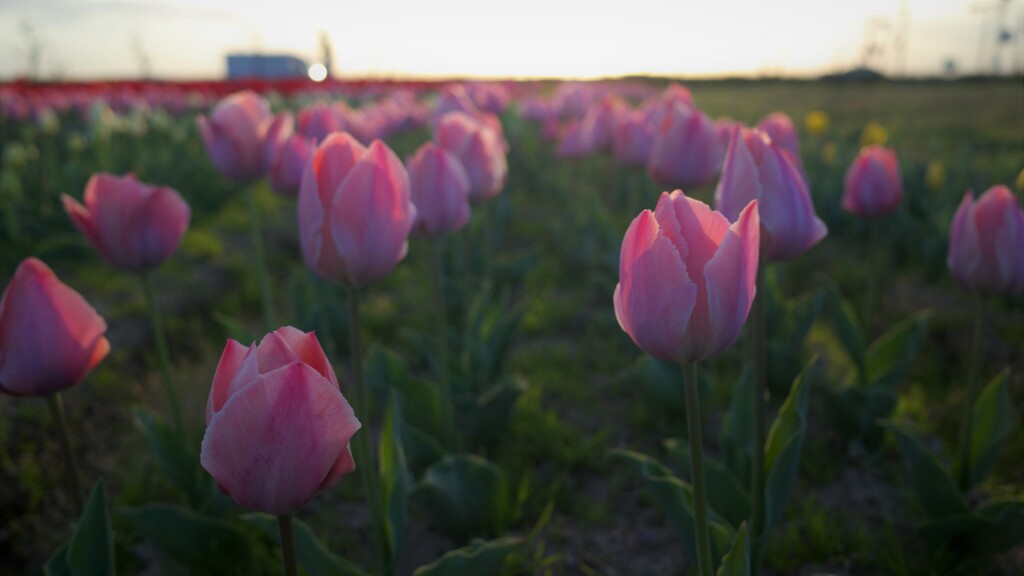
307;63;328;82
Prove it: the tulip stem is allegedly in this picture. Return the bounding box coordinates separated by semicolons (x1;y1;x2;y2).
751;265;767;570
47;393;84;515
862;219;881;334
246;184;277;330
682;362;713;576
277;513;298;576
956;297;986;492
432;239;458;450
141;272;184;434
347;288;388;572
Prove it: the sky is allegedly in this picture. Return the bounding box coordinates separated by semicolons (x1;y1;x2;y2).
0;0;1021;80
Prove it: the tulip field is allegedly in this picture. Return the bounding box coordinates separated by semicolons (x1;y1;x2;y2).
0;78;1022;576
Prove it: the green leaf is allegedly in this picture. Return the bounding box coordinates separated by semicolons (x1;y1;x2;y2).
719;369;753;483
463;378;527;450
860;310;930;389
828;286;867;384
133;408;214;509
380;393;411;568
212;311;257;344
919;498;1024;557
44;545;71;576
403;424;447;475
413;454;509;539
664;439;751;528
243;514;372;576
611;449;735;570
882;421;968;520
636;356;685;415
365;346;443;438
68;480;115;576
122;503;256;573
716;522;750;576
412;537;523;576
761;359;814;543
967;369;1013;488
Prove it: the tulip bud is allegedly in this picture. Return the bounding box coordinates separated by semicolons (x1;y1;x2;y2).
197;90;272;183
406;142;472;237
842;146;903;217
0;258;110;396
947;185;1024;295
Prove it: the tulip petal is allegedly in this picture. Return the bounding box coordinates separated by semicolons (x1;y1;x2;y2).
703;200;760;358
317;443;357;493
206;340;254;422
122;186;190;271
200;362;361;515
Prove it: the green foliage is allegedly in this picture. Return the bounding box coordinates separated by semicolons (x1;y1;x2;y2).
963;369;1014;489
413;454;510;540
716;523;750;576
379;393;412;570
243;514;372;576
883;422;968;520
134;408;224;513
412;537;523;576
663;440;750;528
46;480;115;576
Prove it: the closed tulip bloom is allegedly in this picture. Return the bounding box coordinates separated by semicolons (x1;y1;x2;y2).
556;121;589;159
200;327;360;515
612;110;653;168
62;173;190;272
756;112;801;166
298;133;416;288
615;192;759;363
197;90;272;183
435;112;507;203
268;134;316;197
647;102;722;189
407;142;472;237
296;103;349;143
261;112;294;174
715;128;827;262
580;97;622;153
842;146;903;217
0;258;110;396
947;185;1024;295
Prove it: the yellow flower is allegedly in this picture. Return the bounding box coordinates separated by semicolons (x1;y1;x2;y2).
805;110;829;138
860;121;889;147
821;142;837;166
926;160;945;191
1016;166;1024;192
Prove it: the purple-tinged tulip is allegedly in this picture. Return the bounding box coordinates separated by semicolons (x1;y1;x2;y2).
647;102;722;189
296;103;349;143
580;97;622;153
200;327;359;515
406;142;472;237
615;192;760;363
842;146;903;217
62;173;190;273
0;258;110;396
435;112;507;203
197;90;272;183
715;128;827;262
261;112;294;174
268;134;316;197
612;110;653;168
556;121;589;159
756;112;801;166
298;133;416;288
947;185;1024;295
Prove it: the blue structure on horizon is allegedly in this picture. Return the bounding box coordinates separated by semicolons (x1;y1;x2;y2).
226;54;308;79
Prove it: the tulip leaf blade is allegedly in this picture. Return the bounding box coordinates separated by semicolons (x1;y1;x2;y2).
861;310;930;390
966;369;1013;489
45;480;115;576
379;392;412;570
611;449;735;571
761;359;814;544
412;536;523;576
882;421;969;520
121;503;256;572
664;439;751;528
133;407;220;512
716;522;750;576
413;454;509;540
827;286;867;384
719;368;754;483
243;513;372;576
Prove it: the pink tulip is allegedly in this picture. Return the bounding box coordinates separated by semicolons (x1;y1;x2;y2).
268;134;316;197
298;133;416;287
614;192;760;363
612;110;653;168
556;121;589;159
947;185;1024;295
296;103;349;143
756;112;801;167
842;146;903;217
0;258;110;396
647;102;722;189
715;128;827;262
407;142;472;237
197;90;272;183
62;173;190;273
579;97;622;153
200;327;360;515
261;112;294;174
435;112;508;203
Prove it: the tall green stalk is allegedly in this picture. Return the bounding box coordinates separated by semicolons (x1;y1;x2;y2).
751;265;767;571
47;393;84;514
278;513;298;576
682;362;713;576
432;239;458;450
956;297;986;491
141;273;183;433
347;288;387;572
246;184;277;329
862;219;881;334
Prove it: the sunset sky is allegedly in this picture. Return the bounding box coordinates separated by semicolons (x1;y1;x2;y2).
0;0;1020;80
